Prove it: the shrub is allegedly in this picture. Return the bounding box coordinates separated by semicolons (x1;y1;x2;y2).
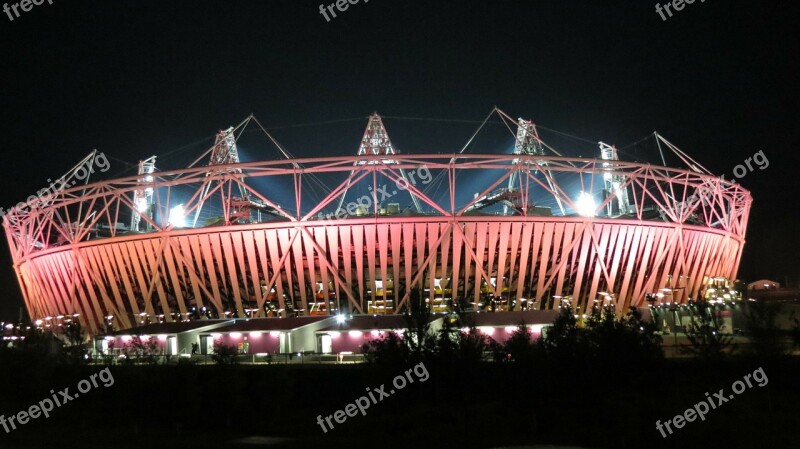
211;340;239;365
681;299;733;361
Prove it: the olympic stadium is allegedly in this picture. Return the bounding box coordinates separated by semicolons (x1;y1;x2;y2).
1;108;751;335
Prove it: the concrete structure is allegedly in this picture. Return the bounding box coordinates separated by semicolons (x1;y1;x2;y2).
315;314;445;354
203;316;333;355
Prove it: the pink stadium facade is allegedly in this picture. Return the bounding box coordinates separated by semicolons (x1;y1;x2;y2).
2;113;752;334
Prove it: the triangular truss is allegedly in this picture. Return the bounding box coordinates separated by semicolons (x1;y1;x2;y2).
192;127;250;227
337;113;422;213
356;113;397;164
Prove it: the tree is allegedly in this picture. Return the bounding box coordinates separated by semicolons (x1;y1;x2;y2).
432;320;498;364
743;299;787;358
402;287;436;361
503;322;539;363
456;327;498;363
124;335;162;365
211;339;239;365
538;304;587;362
61;321;89;364
792;313;800;348
361;331;409;365
681;300;733;361
539;303;663;366
584;304;663;365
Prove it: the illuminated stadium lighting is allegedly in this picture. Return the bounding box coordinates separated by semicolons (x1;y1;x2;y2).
168;204;186;228
576;191;596;217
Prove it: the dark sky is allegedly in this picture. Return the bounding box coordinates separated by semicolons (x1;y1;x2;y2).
0;0;797;319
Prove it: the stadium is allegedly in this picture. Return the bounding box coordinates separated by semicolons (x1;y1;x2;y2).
2;109;751;336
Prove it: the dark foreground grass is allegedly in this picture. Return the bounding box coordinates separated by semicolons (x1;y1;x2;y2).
0;358;798;449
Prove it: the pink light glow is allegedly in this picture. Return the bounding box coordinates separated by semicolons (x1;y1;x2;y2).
269;331;280;337
349;331;363;338
230;332;242;338
250;331;262;338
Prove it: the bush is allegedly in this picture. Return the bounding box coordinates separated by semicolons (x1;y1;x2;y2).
539;304;663;366
211;340;239;365
743;299;788;358
502;323;539;363
681;299;733;361
361;331;409;365
584;305;663;365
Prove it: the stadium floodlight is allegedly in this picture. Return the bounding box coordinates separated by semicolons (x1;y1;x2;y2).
576;191;596;217
168;204;186;228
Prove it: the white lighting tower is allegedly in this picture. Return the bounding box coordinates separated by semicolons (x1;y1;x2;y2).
130;156;156;232
599;142;630;216
337;113;422;213
192;127;249;227
507;119;565;215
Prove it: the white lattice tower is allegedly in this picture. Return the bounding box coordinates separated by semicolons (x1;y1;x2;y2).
192;127;249;227
356;113;397;165
209;127;242;168
507;119;564;215
130;156;156;232
338;113;422;212
599;142;630;216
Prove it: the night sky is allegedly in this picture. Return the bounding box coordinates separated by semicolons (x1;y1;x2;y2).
0;0;797;320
